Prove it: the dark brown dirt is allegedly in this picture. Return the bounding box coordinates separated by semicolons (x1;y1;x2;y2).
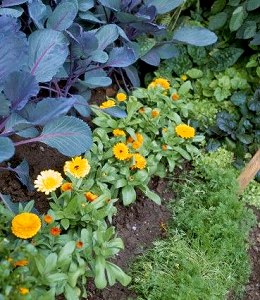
243;207;260;300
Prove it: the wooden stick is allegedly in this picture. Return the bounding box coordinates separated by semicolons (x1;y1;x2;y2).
237;149;260;194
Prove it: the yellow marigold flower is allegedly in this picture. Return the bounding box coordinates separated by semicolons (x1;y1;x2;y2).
19;288;29;295
113;129;126;137
131;153;147;170
99;99;116;109
113;143;130;160
151;109;160;118
61;182;73;192
148;81;156;89
85;191;98;202
162;144;168;151
14;259;28;267
172;93;180;101
128;133;144;150
154;78;170;89
43;215;53;224
34;170;63;195
116;92;127;102
64;156;90;178
11;213;41;239
175;124;195;139
181;74;187;81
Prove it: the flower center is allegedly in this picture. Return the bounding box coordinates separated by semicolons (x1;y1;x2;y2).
74;165;80;170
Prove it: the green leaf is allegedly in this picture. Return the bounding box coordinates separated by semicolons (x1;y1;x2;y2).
122;185;136;205
64;284;79;300
247;0;260;11
231;92;247;106
236;133;253;144
94;256;107;289
28;29;69;82
178;81;192;95
47;2;77;31
236;21;256;39
45;273;68;283
186;68;203;79
114;178;128;188
229;6;246;32
208;12;228;30
43;253;58;274
0;137;15;162
58;241;75;265
105;262;131;286
173;146;191;160
61;218;70;230
210;0;226;14
144;188;161;205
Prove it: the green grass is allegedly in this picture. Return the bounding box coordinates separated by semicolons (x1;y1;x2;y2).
129;155;256;300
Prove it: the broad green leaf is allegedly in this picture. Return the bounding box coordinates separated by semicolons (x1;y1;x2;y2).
178;81;192;95
210;0;226;14
105;262;131;286
142;187;161;205
43;253;58;274
64;284;79;300
229;6;246;32
122;185;136;205
47;2;77;31
186;68;203;79
94;256;107;289
173;146;191;160
146;0;184;14
45;273;68;283
173;26;217;46
34;116;92;157
58;241;75;265
247;0;260;11
0;137;15;162
28;29;69;82
208;12;228;30
61;218;70;230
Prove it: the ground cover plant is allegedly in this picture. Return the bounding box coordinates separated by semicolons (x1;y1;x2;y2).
130;149;256;299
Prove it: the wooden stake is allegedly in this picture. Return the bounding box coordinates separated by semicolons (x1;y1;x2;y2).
237;149;260;194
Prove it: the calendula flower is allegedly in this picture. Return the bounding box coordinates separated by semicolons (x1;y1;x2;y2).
19;288;29;295
113;143;130;160
139;107;145;113
116;92;127;102
85;191;98;202
99;99;115;109
151;109;160;118
175;124;195;139
14;259;28;267
181;74;187;81
172;93;180;101
148;81;156;89
43;215;53;224
76;241;83;249
162;144;168;151
34;170;63;195
154;78;170;89
131;153;147;170
61;182;73;192
64;156;90;178
11;213;41;239
50;227;61;236
113;129;126;137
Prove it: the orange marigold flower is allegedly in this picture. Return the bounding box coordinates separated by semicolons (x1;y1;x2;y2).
151;110;159;118
14;259;28;267
162;144;168;151
175;124;195;139
172;93;180;101
43;215;53;224
113;129;126;137
50;227;61;236
85;191;98;202
19;288;29;295
181;74;187;81
64;156;90;178
116;93;127;102
11;213;41;239
127;136;134;143
99;99;115;109
61;182;73;192
76;241;84;249
113;143;130;160
131;153;147;170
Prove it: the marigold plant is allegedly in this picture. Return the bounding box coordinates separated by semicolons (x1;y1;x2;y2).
113;129;126;137
175;124;195;139
99;99;116;109
113;143;130;160
131;153;147;170
116;93;127;102
61;182;73;192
